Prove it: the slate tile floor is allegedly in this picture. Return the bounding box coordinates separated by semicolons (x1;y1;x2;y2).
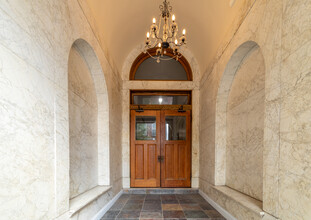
101;193;226;220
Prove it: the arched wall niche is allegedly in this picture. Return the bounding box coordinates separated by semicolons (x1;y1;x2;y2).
68;39;110;198
215;41;265;200
130;48;193;81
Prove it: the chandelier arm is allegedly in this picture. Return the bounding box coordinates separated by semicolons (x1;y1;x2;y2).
154;34;163;42
146;50;183;61
166;36;174;41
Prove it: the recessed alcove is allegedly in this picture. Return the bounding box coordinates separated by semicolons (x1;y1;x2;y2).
214;41;267;218
68;44;99;198
68;39;111;214
226;45;265;201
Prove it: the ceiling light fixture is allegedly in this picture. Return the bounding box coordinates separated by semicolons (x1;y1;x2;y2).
144;0;187;63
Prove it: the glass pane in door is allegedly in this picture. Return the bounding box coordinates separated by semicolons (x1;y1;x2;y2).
165;116;186;140
136;116;156;140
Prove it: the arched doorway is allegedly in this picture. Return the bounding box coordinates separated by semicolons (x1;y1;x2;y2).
129;49;193;188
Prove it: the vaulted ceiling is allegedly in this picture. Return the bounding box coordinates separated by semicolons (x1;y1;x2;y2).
84;0;255;76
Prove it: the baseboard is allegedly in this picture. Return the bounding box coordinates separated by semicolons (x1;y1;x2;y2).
199;189;236;220
92;190;123;220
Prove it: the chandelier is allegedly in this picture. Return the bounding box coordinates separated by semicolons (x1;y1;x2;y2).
144;0;187;63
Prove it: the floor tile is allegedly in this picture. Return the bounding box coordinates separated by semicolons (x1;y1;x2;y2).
161;194;177;200
161;199;179;204
204;210;225;219
145;195;161;201
123;203;143;211
176;194;192;199
191;195;207;203
142;202;162;211
119;194;130;199
115;199;128;205
184;210;208;218
140;211;163;218
144;200;162;205
117;219;139;220
163;210;185;218
178;199;195;204
198;203;214;210
162;204;182;210
101;211;120;219
183;218;210;220
110;202;125;211
163;219;186;220
127;199;145;204
181;204;202;210
130;195;146;200
140;219;163;220
117;211;141;219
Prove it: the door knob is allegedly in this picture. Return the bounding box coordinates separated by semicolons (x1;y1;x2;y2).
158;155;164;162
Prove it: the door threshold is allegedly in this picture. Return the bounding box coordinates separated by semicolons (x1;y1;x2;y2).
123;188;198;194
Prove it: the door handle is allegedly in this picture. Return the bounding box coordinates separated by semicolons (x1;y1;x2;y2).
158;155;164;162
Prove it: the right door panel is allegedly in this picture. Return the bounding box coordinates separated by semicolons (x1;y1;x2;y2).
161;110;191;188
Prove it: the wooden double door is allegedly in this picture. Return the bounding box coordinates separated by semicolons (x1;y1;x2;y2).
130;110;191;188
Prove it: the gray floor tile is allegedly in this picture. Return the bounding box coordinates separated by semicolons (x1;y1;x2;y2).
117;211;141;219
123;203;143;211
142;202;162;211
198;203;214;210
184;210;208;218
163;211;185;218
145;194;161;201
161;199;179;204
102;211;120;219
140;211;163;218
110;203;125;211
178;199;195;204
204;210;225;219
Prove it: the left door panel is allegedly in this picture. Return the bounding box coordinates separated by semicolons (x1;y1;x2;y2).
130;110;161;187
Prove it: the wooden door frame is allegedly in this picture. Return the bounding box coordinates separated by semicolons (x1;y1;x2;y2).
129;90;192;188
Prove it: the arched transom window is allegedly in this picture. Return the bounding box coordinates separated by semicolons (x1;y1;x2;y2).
130;48;192;81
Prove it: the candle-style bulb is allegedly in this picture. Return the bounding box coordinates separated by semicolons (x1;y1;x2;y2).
158;43;162;48
172;14;176;22
175;39;178;45
153;18;156;24
146;32;150;38
183;29;186;35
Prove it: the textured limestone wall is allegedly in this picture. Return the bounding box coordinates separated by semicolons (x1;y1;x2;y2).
226;46;265;201
0;0;122;219
199;0;311;219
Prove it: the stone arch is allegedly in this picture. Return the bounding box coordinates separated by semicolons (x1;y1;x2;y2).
215;41;265;189
68;39;110;193
122;43;201;82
